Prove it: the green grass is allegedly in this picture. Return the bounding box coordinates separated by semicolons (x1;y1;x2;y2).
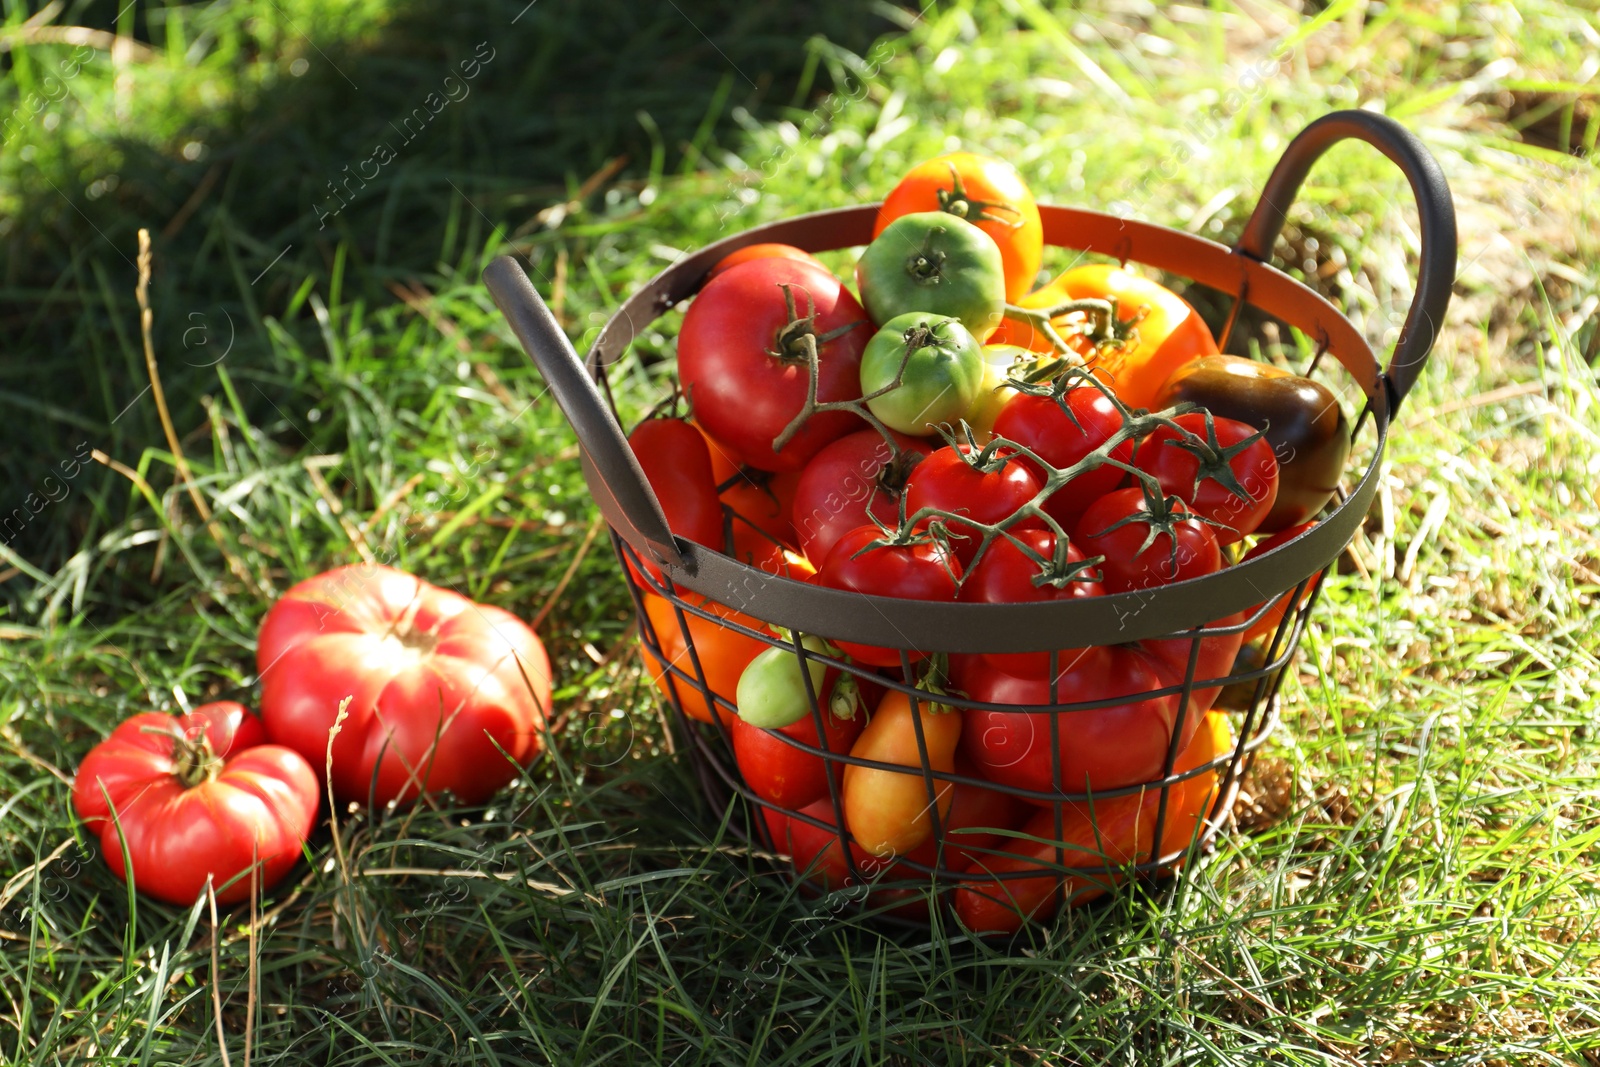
3;0;1599;1063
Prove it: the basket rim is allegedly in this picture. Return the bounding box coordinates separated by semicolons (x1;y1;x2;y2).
583;202;1388;651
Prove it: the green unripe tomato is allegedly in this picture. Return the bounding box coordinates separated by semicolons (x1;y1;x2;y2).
735;635;831;729
854;211;1006;339
859;313;985;435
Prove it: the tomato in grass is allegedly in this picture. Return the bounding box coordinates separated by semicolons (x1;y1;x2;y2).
707;242;826;280
1071;487;1221;595
902;443;1044;566
992;265;1218;410
858;313;986;436
1132;412;1279;545
953;710;1233;935
816;527;962;668
257;565;552;807
641;592;767;726
679;258;871;472
956;529;1103;679
876;153;1043;303
1153;355;1349;532
842;687;963;858
72;702;318;906
856;213;1007;339
957;643;1189;795
991;383;1134;532
790;428;931;566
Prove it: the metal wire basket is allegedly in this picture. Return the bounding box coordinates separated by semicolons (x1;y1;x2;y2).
483;110;1456;930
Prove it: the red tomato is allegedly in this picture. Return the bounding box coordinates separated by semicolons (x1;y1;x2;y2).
71;702;318;906
731;699;864;810
1072;488;1221;594
957;643;1188;794
679;258;870;472
957;529;1103;679
903;444;1044;565
641;592;767;725
1133;413;1279;545
954;710;1233;935
791;429;931;565
992;385;1133;531
1241;521;1322;644
256;565;552;807
816;526;962;667
1142;612;1245;721
875;153;1043;302
707;243;827;280
627;417;724;584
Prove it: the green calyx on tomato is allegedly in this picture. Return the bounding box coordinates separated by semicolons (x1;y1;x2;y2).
855;212;1006;338
859;313;985;435
735;634;833;729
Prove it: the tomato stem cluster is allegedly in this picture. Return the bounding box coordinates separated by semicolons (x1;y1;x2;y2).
936;163;1024;230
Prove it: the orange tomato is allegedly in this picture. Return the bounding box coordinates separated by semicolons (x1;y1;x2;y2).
875;153;1043;303
640;592;767;725
706;243;826;281
991;264;1219;410
719;469;801;548
953;710;1233;935
689;418;744;485
842;688;963;858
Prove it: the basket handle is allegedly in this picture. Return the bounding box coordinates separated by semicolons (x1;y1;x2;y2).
482;255;687;572
1234;109;1456;414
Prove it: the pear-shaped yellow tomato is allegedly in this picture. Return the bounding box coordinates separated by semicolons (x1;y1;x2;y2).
875;153;1044;302
991;264;1219;410
842;688;962;858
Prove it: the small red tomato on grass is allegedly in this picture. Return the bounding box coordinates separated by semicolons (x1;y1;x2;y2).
72;702;318;906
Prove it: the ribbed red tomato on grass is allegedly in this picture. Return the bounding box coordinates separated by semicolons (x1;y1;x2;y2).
257;565;552;807
72;702;318;906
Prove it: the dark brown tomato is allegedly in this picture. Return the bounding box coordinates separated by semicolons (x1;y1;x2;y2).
1153;355;1349;532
